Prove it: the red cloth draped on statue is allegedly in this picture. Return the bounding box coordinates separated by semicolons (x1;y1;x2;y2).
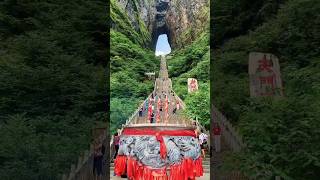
143;168;152;180
152;168;167;180
182;158;196;180
194;157;203;177
114;155;203;180
114;155;127;176
169;164;183;180
135;162;144;180
169;158;202;180
122;129;196;160
114;129;203;179
127;156;137;179
155;133;167;159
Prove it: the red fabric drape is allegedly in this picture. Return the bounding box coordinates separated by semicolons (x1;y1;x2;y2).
127;156;137;180
169;164;183;180
152;168;167;180
194;157;203;177
114;155;203;180
155;133;167;159
114;155;127;176
148;104;152;122
143;167;152;180
135;162;144;180
182;158;196;180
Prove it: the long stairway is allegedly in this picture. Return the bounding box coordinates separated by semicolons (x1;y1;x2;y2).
128;55;192;126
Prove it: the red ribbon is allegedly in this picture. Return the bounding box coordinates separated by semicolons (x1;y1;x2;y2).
155;132;167;159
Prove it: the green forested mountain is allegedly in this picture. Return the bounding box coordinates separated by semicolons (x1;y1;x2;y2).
0;0;107;179
212;0;320;179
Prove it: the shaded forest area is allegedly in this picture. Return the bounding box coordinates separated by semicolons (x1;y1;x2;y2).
0;0;107;179
212;0;320;179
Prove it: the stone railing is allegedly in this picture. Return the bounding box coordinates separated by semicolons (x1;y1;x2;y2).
62;138;107;180
211;106;245;152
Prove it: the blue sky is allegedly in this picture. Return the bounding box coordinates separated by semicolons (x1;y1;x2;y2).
155;34;171;56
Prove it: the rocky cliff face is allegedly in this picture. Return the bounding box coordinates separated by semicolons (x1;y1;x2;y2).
114;0;209;49
165;0;209;49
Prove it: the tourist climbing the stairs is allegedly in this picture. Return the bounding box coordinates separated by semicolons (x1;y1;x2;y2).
150;112;155;123
176;100;180;110
199;130;208;158
113;132;120;160
213;123;221;152
138;107;143;117
172;107;177;114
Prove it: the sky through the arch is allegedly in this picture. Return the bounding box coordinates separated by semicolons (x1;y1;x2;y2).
155;34;171;56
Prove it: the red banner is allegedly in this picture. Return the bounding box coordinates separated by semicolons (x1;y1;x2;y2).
165;96;168;123
148;99;152;122
157;98;161;123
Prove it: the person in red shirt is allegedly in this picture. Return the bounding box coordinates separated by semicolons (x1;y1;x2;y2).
113;133;120;159
213;123;221;152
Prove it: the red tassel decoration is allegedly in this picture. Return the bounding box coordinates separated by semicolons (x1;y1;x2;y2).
169;164;183;180
152;168;167;180
182;158;196;180
114;155;127;176
194;157;204;177
127;156;138;180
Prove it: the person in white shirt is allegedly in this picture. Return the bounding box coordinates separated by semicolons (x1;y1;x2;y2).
199;130;208;158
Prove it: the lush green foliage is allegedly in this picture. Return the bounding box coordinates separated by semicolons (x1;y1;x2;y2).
212;0;286;47
212;0;320;179
0;0;107;179
168;31;210;129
